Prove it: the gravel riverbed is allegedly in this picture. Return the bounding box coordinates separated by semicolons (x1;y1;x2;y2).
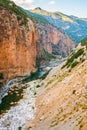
0;80;38;130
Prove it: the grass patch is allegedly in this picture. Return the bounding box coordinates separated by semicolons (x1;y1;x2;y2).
57;72;69;82
78;118;83;125
81;37;87;46
50;111;72;127
80;104;87;109
46;79;54;87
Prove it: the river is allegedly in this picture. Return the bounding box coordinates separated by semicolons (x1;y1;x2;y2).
0;59;63;130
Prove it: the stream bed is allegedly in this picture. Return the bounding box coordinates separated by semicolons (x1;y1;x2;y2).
0;68;51;130
0;59;63;130
0;80;38;130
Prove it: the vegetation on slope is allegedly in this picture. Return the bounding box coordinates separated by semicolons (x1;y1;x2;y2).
0;0;28;26
62;48;85;69
0;0;51;26
81;37;87;46
62;37;87;69
67;48;84;63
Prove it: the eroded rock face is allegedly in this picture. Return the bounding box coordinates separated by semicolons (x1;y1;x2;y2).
36;23;75;66
0;7;37;80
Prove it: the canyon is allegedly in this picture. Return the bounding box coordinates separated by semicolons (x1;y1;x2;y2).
0;1;87;130
0;0;75;87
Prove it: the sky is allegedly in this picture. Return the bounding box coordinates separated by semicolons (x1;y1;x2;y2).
12;0;87;18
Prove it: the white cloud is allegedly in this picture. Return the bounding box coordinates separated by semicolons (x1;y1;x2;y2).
49;1;55;5
12;0;34;9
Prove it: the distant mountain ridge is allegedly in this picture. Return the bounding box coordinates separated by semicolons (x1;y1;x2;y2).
31;8;87;43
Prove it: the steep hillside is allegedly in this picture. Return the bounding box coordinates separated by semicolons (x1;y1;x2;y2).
28;40;87;130
0;0;75;88
31;8;87;43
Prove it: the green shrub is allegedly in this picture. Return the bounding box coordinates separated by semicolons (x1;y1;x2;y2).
36;84;40;88
0;73;4;79
0;82;3;87
18;127;22;130
71;61;79;68
44;50;56;60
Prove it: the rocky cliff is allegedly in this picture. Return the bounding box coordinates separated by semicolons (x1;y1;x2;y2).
0;0;75;86
36;23;75;67
0;6;37;82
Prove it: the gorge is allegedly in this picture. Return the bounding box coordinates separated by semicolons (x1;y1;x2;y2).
0;0;87;130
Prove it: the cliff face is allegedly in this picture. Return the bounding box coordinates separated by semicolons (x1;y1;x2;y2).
0;7;37;80
36;23;75;66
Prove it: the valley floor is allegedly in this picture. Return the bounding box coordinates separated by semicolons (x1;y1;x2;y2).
0;58;63;130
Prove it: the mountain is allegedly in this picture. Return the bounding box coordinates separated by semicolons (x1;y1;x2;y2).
28;38;87;130
31;8;87;43
0;0;75;88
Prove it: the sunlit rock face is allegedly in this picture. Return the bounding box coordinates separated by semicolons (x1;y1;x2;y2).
0;7;37;80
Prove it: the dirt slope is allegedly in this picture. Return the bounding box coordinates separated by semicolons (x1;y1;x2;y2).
27;59;87;130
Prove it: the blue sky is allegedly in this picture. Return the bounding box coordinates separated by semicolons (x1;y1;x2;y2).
12;0;87;18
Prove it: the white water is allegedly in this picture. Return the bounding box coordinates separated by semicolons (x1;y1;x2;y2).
0;78;20;103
